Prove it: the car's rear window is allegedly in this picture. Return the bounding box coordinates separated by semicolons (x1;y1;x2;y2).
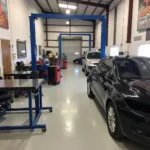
87;52;100;59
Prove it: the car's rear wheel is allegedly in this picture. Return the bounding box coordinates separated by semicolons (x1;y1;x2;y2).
106;102;123;140
87;81;94;98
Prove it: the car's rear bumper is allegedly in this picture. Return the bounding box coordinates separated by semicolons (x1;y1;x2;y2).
118;108;150;146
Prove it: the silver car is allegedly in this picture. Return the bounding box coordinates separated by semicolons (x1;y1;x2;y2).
82;51;101;76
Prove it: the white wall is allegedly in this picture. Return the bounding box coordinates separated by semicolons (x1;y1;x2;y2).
97;0;149;57
45;19;93;53
0;0;44;73
129;0;150;56
9;0;44;65
95;0;130;56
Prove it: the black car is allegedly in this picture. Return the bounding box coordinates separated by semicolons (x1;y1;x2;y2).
73;57;84;64
87;56;150;146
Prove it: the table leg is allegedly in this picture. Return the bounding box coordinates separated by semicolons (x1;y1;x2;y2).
35;89;40;116
28;91;33;127
39;85;42;109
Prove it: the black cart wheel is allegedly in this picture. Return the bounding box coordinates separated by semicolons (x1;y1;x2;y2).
106;102;123;140
42;128;47;132
49;109;53;112
87;81;94;98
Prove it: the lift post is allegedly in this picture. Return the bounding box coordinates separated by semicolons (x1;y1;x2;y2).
29;14;107;70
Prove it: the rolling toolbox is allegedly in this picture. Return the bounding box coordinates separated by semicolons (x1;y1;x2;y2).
48;66;60;85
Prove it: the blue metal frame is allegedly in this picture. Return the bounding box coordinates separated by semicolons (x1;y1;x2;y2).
29;14;107;70
0;86;52;131
59;33;91;57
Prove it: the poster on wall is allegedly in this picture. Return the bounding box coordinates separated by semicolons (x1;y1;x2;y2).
137;0;150;31
0;0;9;29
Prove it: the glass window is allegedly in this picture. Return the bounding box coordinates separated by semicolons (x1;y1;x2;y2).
98;59;113;73
116;57;150;79
110;46;119;56
87;52;101;59
138;44;150;57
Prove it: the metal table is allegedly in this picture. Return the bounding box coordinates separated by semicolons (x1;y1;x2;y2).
0;79;52;131
5;71;32;79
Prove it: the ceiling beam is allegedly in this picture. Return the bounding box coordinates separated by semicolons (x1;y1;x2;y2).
83;0;90;15
56;0;61;14
75;0;79;14
43;11;94;22
46;0;53;12
62;0;108;8
91;0;103;15
35;0;44;12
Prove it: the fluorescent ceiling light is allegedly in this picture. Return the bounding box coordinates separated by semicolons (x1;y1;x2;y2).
75;52;79;55
68;5;77;9
66;21;70;25
59;3;77;9
66;9;70;14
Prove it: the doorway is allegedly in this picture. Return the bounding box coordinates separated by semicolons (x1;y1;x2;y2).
1;39;12;78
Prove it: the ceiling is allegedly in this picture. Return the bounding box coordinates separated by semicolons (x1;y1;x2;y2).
35;0;114;15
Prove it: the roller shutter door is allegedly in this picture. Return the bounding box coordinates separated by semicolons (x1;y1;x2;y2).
62;40;82;63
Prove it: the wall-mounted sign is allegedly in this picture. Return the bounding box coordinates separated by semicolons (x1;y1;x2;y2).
134;35;142;41
137;0;150;31
0;0;9;29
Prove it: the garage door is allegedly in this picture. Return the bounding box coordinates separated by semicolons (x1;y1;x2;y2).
62;40;82;63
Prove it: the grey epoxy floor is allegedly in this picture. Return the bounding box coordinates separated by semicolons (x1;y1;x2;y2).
0;64;149;150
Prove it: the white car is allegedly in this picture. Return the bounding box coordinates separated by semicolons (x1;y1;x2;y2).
82;51;101;76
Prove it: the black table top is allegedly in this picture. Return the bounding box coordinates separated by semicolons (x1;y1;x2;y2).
5;71;32;76
0;79;44;91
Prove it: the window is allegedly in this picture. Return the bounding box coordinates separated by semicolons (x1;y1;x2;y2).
17;40;27;58
87;52;101;59
116;57;150;79
137;44;150;57
110;46;119;56
98;59;113;73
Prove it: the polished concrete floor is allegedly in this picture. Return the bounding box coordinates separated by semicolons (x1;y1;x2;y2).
0;64;149;150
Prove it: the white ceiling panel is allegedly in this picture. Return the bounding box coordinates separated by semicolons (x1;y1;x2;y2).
84;6;95;15
35;0;116;15
38;0;51;12
93;7;103;15
76;4;87;15
49;0;60;13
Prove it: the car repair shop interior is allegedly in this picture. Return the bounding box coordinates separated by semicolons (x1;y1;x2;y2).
1;0;150;149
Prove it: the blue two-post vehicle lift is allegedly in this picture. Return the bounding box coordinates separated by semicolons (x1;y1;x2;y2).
29;14;107;71
2;13;106;132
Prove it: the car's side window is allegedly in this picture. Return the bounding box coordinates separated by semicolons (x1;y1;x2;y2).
98;58;113;73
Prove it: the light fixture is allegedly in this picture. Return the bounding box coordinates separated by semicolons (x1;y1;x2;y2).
66;9;70;14
59;3;77;9
75;52;79;55
66;21;70;25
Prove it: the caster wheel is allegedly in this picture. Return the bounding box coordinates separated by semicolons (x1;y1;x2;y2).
42;128;46;132
49;109;53;112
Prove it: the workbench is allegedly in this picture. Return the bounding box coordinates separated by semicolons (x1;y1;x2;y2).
0;79;52;131
5;71;32;79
